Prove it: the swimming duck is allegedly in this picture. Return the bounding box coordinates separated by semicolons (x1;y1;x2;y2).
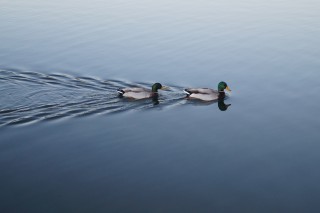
183;81;231;101
117;83;169;99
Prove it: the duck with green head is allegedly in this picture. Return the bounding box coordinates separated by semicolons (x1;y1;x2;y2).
183;81;231;101
117;83;169;99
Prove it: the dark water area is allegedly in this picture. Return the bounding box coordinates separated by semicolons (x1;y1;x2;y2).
1;0;320;212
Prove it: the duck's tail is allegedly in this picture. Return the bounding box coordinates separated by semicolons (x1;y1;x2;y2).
183;89;192;96
117;88;125;96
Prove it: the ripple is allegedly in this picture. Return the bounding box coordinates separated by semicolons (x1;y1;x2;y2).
0;68;187;127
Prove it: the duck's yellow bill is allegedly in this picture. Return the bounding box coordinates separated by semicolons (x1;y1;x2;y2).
226;86;231;92
161;86;170;90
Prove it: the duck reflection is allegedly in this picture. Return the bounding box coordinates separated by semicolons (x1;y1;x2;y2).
217;97;231;111
152;92;231;111
217;92;231;111
152;94;160;105
182;97;231;111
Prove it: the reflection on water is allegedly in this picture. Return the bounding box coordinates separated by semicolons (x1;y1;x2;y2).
0;68;231;126
218;99;231;111
178;97;231;111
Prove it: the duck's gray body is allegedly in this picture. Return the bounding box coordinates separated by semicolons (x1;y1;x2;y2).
118;87;153;99
117;83;167;100
184;88;220;101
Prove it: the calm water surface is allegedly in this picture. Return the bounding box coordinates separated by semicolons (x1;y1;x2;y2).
1;0;320;212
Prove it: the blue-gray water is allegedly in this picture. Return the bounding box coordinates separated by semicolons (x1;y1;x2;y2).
1;0;320;212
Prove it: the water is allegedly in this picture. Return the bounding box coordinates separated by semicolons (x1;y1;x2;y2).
1;0;320;212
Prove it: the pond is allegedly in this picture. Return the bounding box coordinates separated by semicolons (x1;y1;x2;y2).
1;0;320;212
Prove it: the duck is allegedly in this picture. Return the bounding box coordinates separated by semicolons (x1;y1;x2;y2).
117;83;169;99
183;81;231;101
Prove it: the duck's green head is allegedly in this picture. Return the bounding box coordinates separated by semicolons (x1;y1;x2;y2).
152;83;169;92
218;81;231;92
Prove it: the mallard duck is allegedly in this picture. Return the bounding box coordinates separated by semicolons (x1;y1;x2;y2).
117;83;169;99
183;81;231;101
